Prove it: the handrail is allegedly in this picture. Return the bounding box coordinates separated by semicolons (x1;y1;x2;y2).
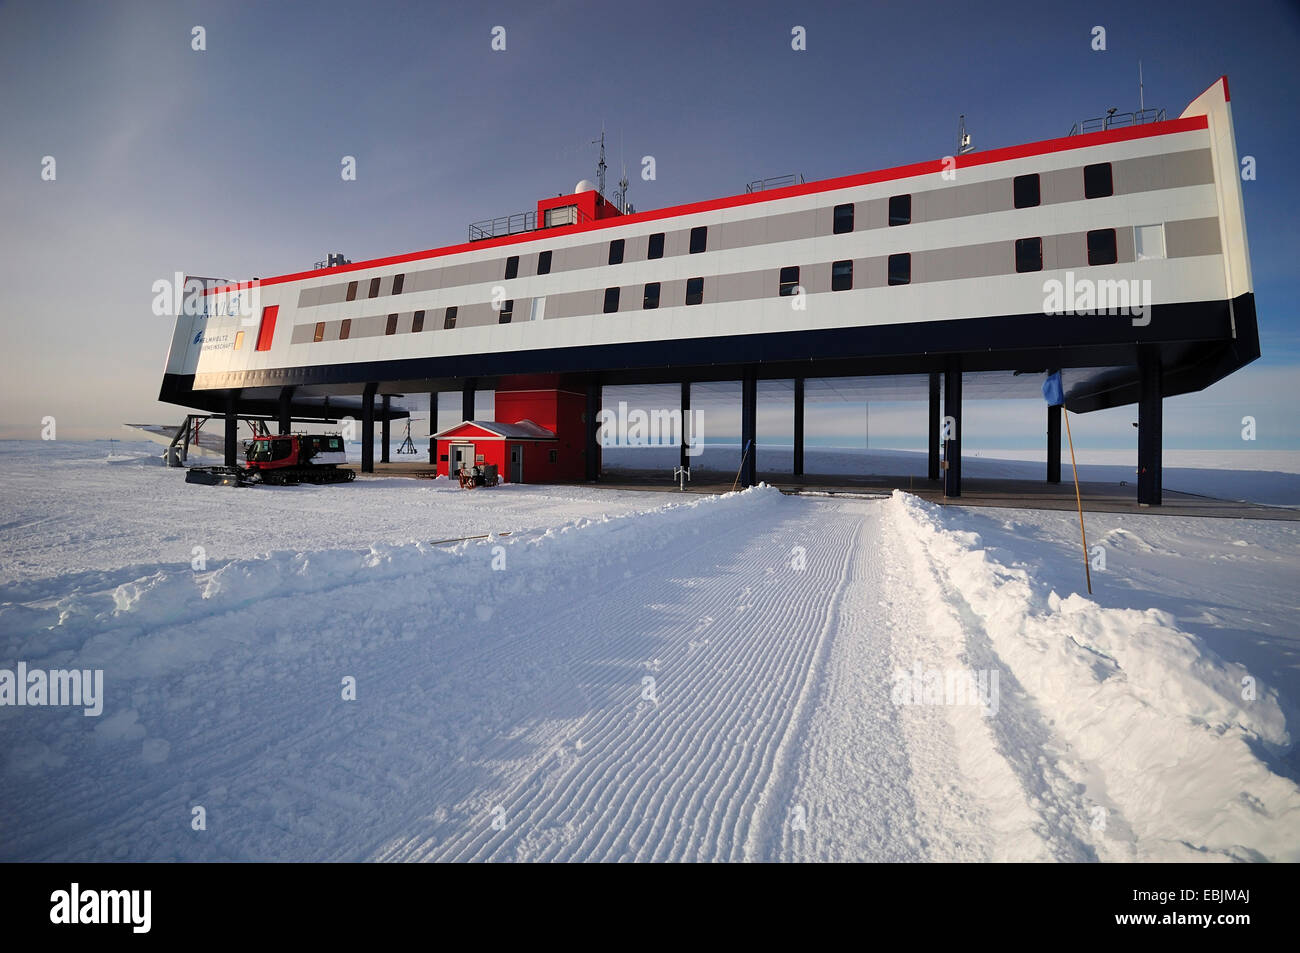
1068;107;1166;137
467;201;596;241
746;173;805;193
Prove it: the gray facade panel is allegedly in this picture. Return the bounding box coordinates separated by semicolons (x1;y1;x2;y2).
1165;216;1222;259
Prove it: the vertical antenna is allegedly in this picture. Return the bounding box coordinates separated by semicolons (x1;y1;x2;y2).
593;124;607;198
1139;60;1145;112
616;130;630;213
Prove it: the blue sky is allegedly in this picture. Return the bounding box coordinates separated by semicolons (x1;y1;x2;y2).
1;0;1296;450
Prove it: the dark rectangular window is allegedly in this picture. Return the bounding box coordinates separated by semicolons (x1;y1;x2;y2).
339;318;351;340
504;256;519;280
689;226;707;254
498;299;514;323
685;277;704;305
779;266;800;296
548;449;558;464
833;203;854;234
537;250;552;274
313;322;325;343
1084;162;1113;199
608;239;625;265
412;309;425;333
603;287;620;313
1013;173;1041;209
888;253;911;286
443;306;457;329
831;259;853;291
1015;237;1043;272
889;193;912;226
368;277;381;298
647;232;665;259
345;280;358;302
1087;228;1118;266
385;313;398;335
391;273;404;295
643;282;661;309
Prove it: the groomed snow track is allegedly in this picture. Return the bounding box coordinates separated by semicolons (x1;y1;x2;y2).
2;479;1297;862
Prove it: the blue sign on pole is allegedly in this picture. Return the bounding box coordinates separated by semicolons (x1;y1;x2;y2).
1042;371;1064;406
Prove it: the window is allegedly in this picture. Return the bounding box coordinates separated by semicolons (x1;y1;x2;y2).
255;305;278;351
498;299;514;323
889;194;911;226
833;203;854;234
1135;224;1166;261
1013;174;1040;209
647;232;665;259
1087;228;1118;266
831;259;853;291
346;280;358;302
339;318;352;340
313;322;325;343
537;250;552;274
685;277;704;305
689;226;707;254
608;239;625;265
643;282;661;309
504;256;519;280
603;287;620;313
385;313;399;335
888;253;911;286
1084;162;1113;199
233;330;245;350
412;310;425;333
443;306;457;329
368;277;380;298
779;266;800;296
548;449;558;464
391;273;405;295
1015;237;1043;272
530;297;546;321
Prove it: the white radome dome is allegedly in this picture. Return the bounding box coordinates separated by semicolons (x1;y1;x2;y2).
574;179;597;194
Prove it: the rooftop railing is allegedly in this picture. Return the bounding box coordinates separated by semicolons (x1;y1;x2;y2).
745;173;806;193
1069;107;1167;137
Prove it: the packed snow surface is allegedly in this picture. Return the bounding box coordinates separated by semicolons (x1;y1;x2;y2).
1;442;1297;861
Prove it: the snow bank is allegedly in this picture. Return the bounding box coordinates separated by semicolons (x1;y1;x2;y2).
888;490;1300;861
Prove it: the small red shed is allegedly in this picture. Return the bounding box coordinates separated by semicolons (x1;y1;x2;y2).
433;419;579;483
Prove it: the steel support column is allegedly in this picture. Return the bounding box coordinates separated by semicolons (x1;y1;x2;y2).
585;382;602;481
277;386;295;436
462;378;476;424
741;367;757;487
793;377;805;477
224;390;240;467
1138;348;1163;505
943;361;962;498
380;395;391;464
1047;403;1062;484
361;382;377;474
928;371;941;481
680;381;691;470
429;391;439;464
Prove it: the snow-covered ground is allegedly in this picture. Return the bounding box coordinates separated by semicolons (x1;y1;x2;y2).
1;441;1297;861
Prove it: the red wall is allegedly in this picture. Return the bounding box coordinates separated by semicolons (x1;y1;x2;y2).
434;388;589;483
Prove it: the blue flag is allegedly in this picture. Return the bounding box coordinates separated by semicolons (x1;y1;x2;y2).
1042;371;1064;406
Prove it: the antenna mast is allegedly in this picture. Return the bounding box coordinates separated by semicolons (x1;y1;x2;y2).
1139;60;1145;112
957;115;974;155
592;124;608;198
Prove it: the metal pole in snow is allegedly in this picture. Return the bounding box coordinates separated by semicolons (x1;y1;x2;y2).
731;439;753;493
1064;408;1092;595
